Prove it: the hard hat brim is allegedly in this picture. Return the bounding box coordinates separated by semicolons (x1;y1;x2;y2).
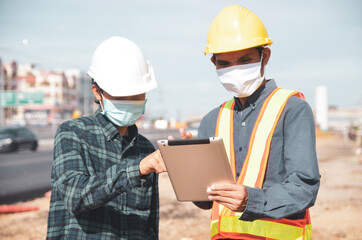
88;69;157;97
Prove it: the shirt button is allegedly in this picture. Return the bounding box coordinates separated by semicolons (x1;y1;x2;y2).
239;147;242;151
241;122;246;126
107;135;111;139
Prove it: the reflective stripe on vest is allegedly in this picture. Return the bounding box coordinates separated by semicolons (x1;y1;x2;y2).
212;88;311;240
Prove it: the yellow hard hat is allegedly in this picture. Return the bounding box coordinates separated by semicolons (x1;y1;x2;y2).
205;5;273;54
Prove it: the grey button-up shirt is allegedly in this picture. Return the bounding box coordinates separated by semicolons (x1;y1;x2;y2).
198;79;320;221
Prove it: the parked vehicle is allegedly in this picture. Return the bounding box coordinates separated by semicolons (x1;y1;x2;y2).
0;126;38;153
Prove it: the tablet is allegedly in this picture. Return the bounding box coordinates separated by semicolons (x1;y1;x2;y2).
157;137;234;201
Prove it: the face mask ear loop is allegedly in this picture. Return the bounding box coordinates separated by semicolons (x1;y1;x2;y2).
260;52;265;79
260;52;264;67
142;99;148;114
100;93;105;112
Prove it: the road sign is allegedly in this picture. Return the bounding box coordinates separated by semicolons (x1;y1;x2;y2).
0;91;44;107
0;91;16;107
17;92;44;104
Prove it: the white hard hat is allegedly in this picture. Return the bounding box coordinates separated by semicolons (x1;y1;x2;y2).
87;36;157;96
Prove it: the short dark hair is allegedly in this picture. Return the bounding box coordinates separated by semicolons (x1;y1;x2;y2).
91;79;102;104
256;46;264;57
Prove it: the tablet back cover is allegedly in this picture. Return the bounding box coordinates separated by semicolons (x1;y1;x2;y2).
157;137;234;201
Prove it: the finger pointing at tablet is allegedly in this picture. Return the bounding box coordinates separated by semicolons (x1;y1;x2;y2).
139;150;167;175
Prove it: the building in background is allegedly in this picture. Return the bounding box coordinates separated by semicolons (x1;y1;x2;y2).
0;60;93;126
0;60;18;125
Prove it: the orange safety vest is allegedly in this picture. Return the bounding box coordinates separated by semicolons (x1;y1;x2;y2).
211;88;312;240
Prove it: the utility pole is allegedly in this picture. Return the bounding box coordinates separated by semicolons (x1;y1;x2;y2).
0;58;5;126
83;74;90;115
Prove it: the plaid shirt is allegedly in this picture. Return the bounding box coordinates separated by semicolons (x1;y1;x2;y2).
47;108;158;239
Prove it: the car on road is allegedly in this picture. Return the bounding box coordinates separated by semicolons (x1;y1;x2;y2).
0;126;38;153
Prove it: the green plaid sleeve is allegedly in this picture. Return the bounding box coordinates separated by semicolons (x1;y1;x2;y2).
52;122;148;214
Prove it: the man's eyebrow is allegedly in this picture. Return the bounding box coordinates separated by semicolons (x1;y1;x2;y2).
237;54;253;61
216;59;231;64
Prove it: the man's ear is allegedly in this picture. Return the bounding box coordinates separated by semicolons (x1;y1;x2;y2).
262;48;271;67
211;55;216;65
91;85;102;102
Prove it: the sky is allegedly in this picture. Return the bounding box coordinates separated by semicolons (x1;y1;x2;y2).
0;0;361;120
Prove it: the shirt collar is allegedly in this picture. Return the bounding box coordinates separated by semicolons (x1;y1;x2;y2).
94;107;139;142
234;79;278;110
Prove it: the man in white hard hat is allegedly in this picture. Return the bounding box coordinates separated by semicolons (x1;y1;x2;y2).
47;36;166;239
176;5;320;240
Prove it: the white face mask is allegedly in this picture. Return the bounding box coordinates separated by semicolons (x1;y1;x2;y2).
216;58;264;98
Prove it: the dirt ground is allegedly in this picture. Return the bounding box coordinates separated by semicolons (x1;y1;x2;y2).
0;134;361;240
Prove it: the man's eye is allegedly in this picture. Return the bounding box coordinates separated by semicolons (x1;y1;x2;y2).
240;59;252;63
218;62;229;67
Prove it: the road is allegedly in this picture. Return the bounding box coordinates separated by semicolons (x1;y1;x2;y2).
0;128;181;204
0;149;53;204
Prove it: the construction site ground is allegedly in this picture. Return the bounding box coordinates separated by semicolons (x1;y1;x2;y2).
0;133;361;240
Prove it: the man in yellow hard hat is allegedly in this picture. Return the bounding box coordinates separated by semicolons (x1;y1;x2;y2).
47;36;166;239
180;5;320;240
